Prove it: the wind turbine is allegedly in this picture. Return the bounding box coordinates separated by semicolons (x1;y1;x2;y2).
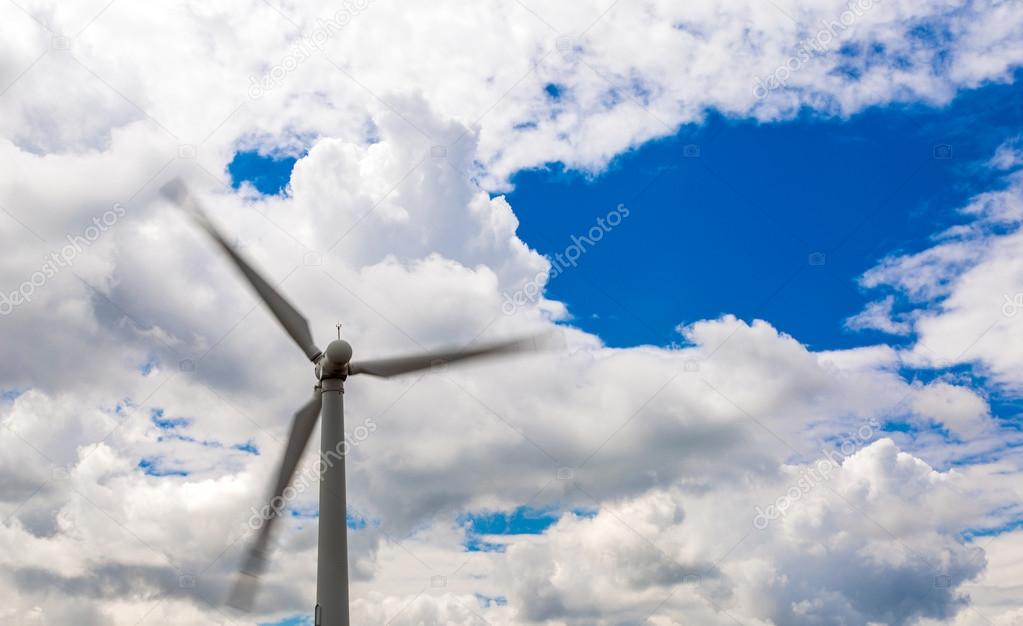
160;179;550;626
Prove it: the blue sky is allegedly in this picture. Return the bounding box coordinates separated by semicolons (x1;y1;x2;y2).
230;72;1023;356
507;71;1023;350
229;151;300;196
459;506;562;551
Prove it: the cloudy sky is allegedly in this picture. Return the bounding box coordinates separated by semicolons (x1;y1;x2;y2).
2;0;1023;624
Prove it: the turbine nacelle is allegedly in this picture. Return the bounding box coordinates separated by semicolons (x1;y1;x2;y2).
318;339;353;380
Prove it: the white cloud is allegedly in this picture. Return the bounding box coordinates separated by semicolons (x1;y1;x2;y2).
855;158;1023;391
846;295;912;335
910;381;991;439
3;1;1023;624
2;0;1023;184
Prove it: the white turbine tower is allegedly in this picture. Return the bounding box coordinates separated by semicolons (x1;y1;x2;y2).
161;179;551;626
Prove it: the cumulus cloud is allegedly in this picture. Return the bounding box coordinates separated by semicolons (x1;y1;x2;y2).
3;0;1023;184
357;439;995;626
3;1;1023;625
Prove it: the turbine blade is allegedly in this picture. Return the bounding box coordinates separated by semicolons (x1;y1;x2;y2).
348;331;559;378
228;392;322;611
161;179;322;363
